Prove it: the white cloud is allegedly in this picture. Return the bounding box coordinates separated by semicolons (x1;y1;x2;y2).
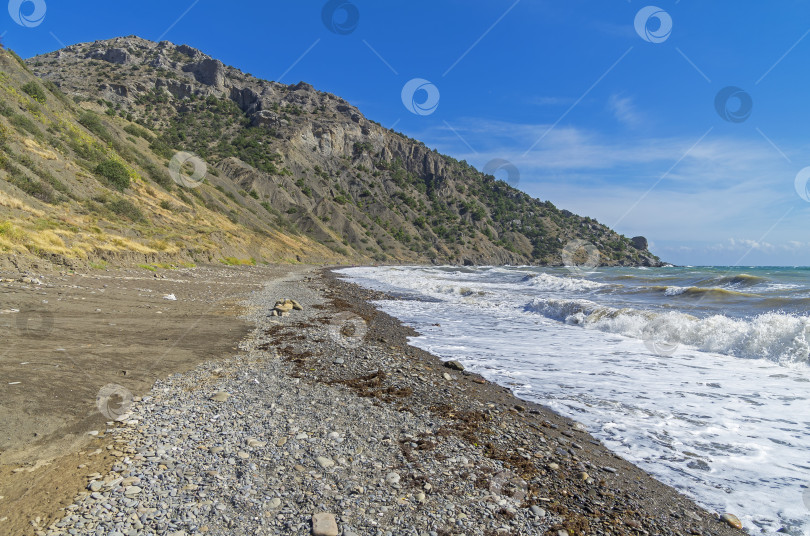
607;93;642;128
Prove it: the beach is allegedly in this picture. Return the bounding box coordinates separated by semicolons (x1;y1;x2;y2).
0;264;287;535
0;263;742;535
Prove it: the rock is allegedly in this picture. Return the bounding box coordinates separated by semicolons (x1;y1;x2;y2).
247;438;266;448
602;466;617;473
290;300;303;311
182;58;225;89
415;492;426;503
311;512;339;536
529;505;545;517
442;373;452;381
579;471;589;480
385;472;401;486
87;47;130;64
210;391;230;402
268;497;281;509
720;513;742;529
252;110;281;128
88;481;102;492
630;236;648;250
176;44;200;58
557;531;570;536
275;301;293;313
123;486;142;497
548;463;560;471
315;456;335;469
687;459;710;471
237;451;249;459
443;360;464;371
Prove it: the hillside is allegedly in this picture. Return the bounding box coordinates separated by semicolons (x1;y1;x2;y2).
1;36;661;268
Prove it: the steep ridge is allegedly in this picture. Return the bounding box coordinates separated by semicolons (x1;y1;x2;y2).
13;36;661;267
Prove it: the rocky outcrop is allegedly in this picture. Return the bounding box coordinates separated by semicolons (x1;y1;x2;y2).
631;236;648;250
182;58;225;89
155;79;194;99
87;47;131;64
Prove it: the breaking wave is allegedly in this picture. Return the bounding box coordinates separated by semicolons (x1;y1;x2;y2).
526;297;810;363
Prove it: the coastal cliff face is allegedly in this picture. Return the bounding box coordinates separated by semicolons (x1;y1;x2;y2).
7;36;661;267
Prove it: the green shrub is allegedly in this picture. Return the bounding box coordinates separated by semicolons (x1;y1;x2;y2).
3;161;56;203
9;114;41;137
94;159;130;191
107;198;144;221
124;124;153;141
149;137;174;159
78;112;112;144
21;82;47;104
142;161;172;190
221;257;255;266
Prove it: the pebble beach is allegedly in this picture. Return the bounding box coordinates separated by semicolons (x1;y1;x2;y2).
15;266;744;536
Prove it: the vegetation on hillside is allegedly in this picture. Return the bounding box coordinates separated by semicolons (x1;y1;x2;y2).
0;37;661;268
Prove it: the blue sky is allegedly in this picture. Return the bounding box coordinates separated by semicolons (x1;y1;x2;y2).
6;0;810;265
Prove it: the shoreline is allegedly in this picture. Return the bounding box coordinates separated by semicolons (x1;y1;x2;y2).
1;263;743;535
317;268;743;536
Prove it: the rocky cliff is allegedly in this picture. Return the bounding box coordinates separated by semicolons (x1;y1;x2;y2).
14;36;661;267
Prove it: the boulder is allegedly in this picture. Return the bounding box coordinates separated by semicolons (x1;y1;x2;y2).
150;54;170;69
720;513;742;529
176;44;200;58
630;236;648;250
103;48;131;64
86;47;130;64
182;58;225;89
274;299;301;313
443;360;464;371
155;79;194;99
252;110;281;128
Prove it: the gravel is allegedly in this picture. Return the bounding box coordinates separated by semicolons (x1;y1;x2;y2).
40;269;553;536
37;267;743;536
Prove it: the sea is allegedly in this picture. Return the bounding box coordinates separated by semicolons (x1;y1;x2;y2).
335;265;810;535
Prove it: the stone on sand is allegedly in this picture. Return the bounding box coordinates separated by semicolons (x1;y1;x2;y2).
311;512;338;536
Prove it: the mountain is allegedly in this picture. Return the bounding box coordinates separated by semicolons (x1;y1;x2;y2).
3;36;661;269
